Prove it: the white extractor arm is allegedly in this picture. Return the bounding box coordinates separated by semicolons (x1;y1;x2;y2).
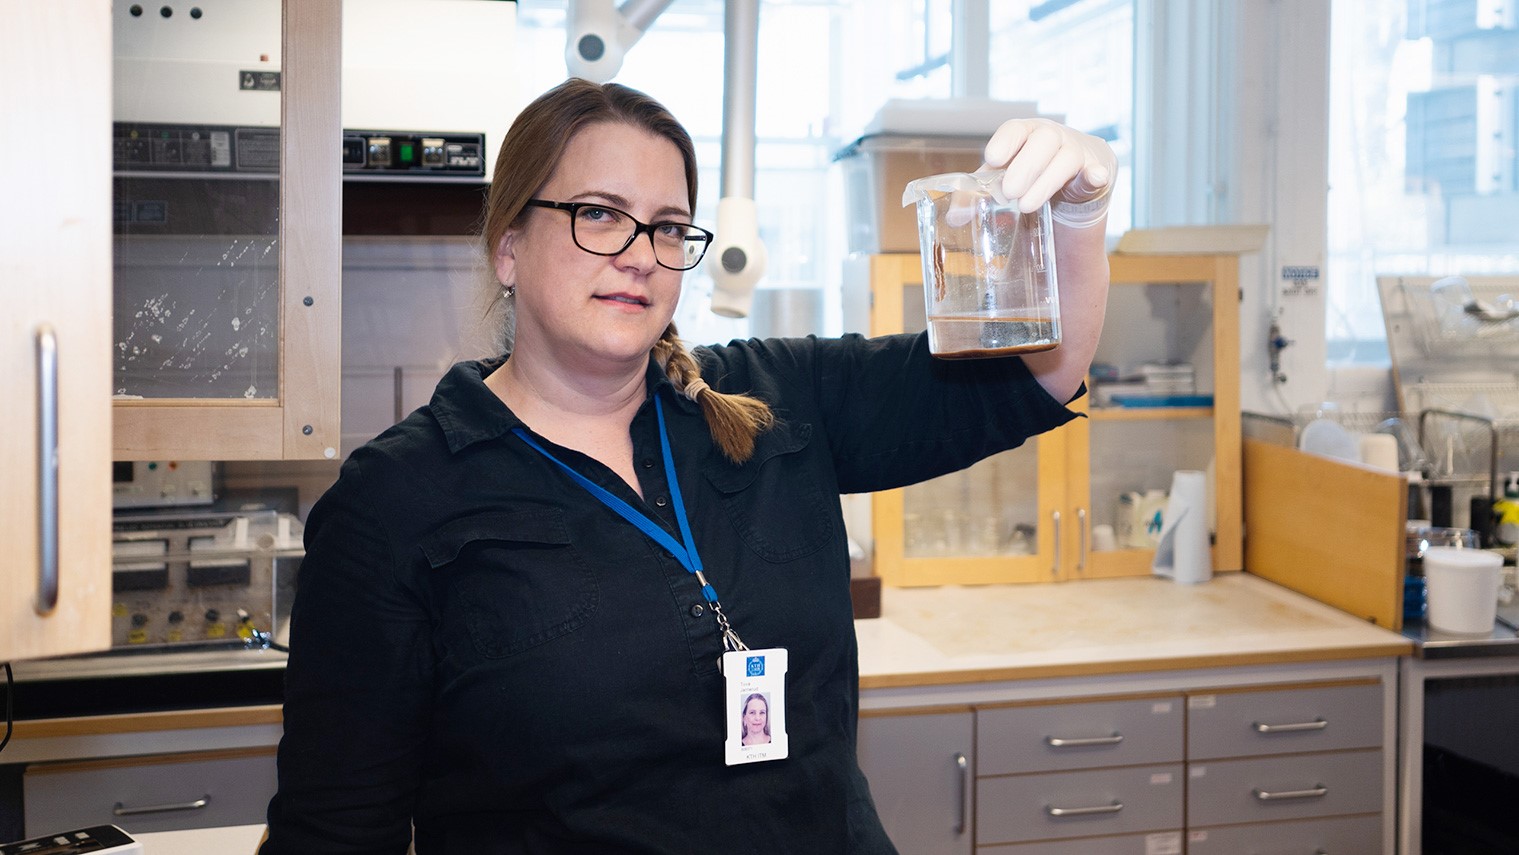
565;0;677;83
564;0;767;318
708;0;766;318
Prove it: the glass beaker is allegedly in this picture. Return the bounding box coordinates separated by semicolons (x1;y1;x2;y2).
901;169;1060;358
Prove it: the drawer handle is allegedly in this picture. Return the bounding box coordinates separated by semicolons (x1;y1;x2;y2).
1252;718;1328;734
1252;784;1328;802
112;794;211;816
1045;733;1124;748
1046;800;1123;817
954;752;969;836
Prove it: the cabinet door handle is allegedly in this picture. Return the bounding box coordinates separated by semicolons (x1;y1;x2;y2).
1050;510;1061;577
953;752;969;835
1252;718;1328;734
1045;733;1123;748
1076;507;1088;574
1253;784;1328;802
35;324;60;616
112;794;211;816
1046;800;1123;817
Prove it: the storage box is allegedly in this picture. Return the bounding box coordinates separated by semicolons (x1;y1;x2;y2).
836;134;987;253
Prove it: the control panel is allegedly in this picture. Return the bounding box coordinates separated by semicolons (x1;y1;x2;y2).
111;510;301;649
113;122;486;179
112;460;216;509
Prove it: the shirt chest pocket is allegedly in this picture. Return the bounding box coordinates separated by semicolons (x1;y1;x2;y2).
420;508;597;659
703;421;836;563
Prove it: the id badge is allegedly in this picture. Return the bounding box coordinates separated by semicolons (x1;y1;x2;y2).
723;647;788;765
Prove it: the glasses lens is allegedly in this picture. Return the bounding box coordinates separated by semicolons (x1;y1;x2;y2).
653;225;709;271
566;204;709;270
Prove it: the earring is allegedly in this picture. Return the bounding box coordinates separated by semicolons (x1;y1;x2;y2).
503;284;516;299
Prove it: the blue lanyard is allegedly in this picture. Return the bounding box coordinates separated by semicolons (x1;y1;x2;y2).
513;394;747;650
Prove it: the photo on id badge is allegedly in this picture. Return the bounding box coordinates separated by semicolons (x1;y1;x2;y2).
723;648;788;765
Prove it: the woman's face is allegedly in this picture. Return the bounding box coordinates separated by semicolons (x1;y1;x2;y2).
743;697;767;735
494;121;691;374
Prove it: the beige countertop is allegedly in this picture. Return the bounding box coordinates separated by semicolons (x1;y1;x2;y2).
855;571;1412;688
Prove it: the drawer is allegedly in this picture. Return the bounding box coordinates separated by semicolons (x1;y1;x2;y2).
979;830;1183;853
1186;683;1382;759
976;764;1183;845
978;696;1183;775
1187;749;1382;827
24;747;275;836
1186;814;1383;854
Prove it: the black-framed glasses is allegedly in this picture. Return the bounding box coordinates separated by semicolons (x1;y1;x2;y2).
526;199;713;271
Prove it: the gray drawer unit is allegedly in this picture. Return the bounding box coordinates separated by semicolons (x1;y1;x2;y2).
978;696;1183;775
977;764;1184;845
24;748;275;836
1186;813;1382;854
1187;683;1382;759
1187;749;1382;827
979;830;1183;853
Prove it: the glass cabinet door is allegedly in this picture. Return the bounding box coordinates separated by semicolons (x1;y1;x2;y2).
1079;255;1244;578
861;254;1069;586
111;0;341;461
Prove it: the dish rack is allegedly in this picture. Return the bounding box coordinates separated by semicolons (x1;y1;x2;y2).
1379;275;1519;496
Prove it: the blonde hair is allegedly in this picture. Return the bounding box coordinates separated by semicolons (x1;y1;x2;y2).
653;324;773;464
482;79;773;463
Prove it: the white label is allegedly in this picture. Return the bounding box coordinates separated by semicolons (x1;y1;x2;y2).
1146;831;1183;855
1188;695;1217;709
1152;701;1173;714
1190;765;1207;777
1150;772;1174;785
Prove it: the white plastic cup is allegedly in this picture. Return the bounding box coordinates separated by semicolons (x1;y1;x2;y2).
1423;546;1503;635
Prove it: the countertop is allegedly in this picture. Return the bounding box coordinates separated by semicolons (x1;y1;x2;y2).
855;571;1413;688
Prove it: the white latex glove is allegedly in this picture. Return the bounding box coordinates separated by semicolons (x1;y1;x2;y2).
983;118;1117;229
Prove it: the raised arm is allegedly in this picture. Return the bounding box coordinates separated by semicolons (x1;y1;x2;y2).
981;118;1115;403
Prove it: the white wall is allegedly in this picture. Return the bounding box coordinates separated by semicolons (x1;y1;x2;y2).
1140;0;1344;417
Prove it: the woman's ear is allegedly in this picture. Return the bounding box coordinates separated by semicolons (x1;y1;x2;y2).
492;229;517;289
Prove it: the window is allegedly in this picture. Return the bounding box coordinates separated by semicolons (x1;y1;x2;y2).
512;0;1134;345
1326;0;1519;362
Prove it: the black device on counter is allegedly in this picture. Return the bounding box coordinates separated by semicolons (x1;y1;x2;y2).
0;825;139;854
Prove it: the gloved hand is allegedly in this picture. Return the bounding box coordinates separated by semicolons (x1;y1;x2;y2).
983;118;1117;229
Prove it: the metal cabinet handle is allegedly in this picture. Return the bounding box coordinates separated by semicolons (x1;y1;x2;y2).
35;324;59;616
1051;511;1061;577
1076;507;1088;574
113;794;211;816
1046;800;1123;817
1252;718;1328;734
1253;785;1328;802
1045;733;1124;748
953;752;969;835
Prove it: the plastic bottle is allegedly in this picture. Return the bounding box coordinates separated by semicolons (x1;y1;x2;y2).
1493;473;1519;546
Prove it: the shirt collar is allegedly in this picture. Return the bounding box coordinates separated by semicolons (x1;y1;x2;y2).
430;353;701;455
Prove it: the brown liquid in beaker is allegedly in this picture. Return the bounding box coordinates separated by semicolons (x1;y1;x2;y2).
927;314;1058;358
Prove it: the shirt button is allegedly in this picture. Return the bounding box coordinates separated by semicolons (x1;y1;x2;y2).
689;603;706;618
655;496;668;507
642;458;655;469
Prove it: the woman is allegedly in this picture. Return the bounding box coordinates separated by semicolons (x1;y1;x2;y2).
262;78;1113;854
741;693;771;746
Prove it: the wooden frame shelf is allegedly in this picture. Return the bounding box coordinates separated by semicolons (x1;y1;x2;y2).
856;250;1243;588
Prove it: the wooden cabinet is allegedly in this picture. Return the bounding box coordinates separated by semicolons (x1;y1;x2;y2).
110;0;343;462
859;677;1392;853
1185;682;1385;852
850;252;1242;586
24;747;276;836
975;696;1184;851
1;2;114;662
856;709;974;855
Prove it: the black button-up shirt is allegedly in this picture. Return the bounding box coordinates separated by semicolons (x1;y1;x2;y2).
262;331;1077;854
